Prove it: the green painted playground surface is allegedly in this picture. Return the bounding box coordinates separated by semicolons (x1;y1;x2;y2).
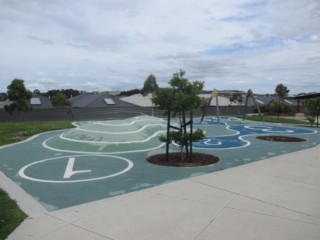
0;116;319;210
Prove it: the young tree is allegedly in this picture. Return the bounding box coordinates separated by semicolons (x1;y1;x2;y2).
51;93;71;107
304;98;320;127
141;74;159;116
141;74;159;96
5;79;32;115
153;70;205;162
229;92;244;114
275;83;290;118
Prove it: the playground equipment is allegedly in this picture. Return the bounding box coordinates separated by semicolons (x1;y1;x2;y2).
201;88;264;123
200;89;220;123
242;89;264;122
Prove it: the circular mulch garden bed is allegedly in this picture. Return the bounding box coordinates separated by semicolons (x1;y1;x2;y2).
256;135;306;142
147;152;219;167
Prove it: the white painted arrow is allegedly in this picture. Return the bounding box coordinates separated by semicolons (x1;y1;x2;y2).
63;157;91;179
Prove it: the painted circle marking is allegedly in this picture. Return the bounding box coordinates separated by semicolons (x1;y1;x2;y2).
19;155;133;183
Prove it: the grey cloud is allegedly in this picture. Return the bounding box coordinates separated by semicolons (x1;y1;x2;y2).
155;52;200;60
92;0;147;12
0;0;92;37
154;51;238;80
25;77;60;91
65;42;89;49
297;79;320;87
1;0;319;94
149;55;248;89
184;59;230;77
265;1;320;38
160;32;187;43
106;66;118;73
26;36;54;45
239;0;268;9
79;79;138;92
221;15;257;22
67;33;128;50
307;56;320;64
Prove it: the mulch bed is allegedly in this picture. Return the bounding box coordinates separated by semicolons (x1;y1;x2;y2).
147;152;219;167
256;135;306;142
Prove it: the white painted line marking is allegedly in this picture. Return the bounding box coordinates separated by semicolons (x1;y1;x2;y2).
91;118;165;126
19;155;134;183
63;157;91;179
42;138;166;154
75;123;166;134
59;130;166;144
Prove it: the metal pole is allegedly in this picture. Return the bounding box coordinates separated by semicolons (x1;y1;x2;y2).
317;97;320;128
216;94;220;124
200;96;212;123
151;93;154;116
243;93;249;121
252;94;264;123
317;107;319;128
211;89;220;123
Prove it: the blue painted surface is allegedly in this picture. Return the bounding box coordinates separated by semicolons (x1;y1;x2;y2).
194;120;316;149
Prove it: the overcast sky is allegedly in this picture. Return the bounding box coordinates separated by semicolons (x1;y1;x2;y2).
0;0;319;94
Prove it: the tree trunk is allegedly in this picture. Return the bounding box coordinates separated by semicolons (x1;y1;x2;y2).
182;111;188;156
189;111;193;163
165;110;171;161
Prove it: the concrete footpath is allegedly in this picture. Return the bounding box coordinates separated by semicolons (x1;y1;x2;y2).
7;144;320;240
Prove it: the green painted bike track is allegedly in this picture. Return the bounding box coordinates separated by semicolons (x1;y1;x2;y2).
0;116;319;210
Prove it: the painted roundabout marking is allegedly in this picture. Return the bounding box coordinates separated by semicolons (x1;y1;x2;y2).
19;155;133;183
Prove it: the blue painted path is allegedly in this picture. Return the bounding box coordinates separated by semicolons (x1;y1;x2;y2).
193;122;316;149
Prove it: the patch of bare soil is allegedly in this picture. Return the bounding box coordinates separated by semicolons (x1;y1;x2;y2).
256;135;306;142
147;152;219;167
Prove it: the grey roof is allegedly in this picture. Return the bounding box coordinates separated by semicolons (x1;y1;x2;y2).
71;93;136;108
294;92;320;99
120;93;153;107
1;94;53;109
29;94;53;108
71;94;101;107
245;96;298;106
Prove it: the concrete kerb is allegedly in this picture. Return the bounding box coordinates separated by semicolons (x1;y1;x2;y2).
0;171;47;217
7;144;320;240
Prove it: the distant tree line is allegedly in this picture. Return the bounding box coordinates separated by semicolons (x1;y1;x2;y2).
45;89;80;98
252;83;292;116
2;78;318;121
118;89;141;96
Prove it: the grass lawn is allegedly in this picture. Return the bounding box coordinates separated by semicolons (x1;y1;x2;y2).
0;120;73;240
242;115;309;125
0;189;27;240
0;121;73;146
